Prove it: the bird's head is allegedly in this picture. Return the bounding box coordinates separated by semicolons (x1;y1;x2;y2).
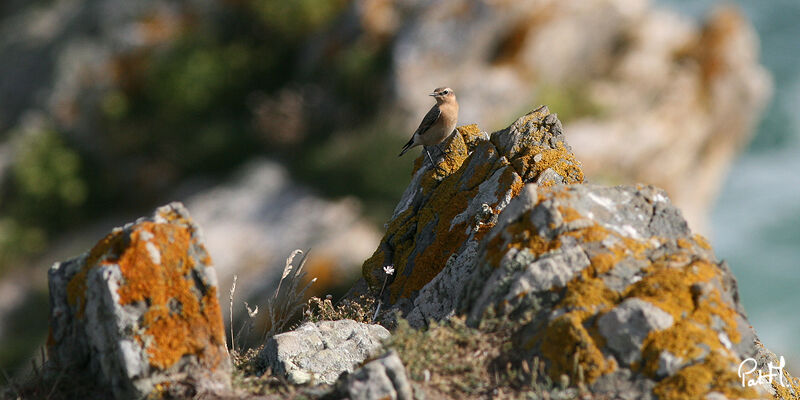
430;87;456;104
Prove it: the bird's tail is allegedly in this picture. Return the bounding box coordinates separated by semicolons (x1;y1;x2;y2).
398;137;415;157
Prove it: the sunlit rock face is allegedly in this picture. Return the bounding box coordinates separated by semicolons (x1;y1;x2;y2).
353;109;796;399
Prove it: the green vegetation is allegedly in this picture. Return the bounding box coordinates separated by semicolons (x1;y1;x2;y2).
0;125;88;267
0;0;396;271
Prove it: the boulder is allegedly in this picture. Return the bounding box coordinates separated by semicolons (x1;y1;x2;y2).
354;109;799;399
358;106;582;326
47;202;230;398
259;319;390;385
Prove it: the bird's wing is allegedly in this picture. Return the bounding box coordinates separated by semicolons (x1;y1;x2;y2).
413;105;441;137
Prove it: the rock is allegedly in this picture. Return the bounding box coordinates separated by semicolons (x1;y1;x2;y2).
357;107;581;327
597;298;674;366
337;350;413;400
259;319;390;385
351;110;798;399
47;202;230;399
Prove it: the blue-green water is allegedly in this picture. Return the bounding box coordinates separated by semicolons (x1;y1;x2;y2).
656;0;800;367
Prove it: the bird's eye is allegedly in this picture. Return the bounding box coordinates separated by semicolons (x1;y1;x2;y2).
442;90;449;95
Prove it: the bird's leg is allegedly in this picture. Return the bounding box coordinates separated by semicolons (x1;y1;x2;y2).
424;147;436;166
436;142;447;157
425;146;448;175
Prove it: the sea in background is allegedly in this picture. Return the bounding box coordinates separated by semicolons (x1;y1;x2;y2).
657;0;800;368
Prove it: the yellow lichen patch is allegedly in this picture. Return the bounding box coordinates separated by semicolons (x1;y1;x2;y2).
113;222;227;370
626;256;753;397
639;319;722;376
617;237;651;260
457;124;484;149
653;351;760;400
520;107;551;130
557;205;583;223
535;311;617;382
773;369;800;400
485;210;562;267
512;142;584;184
558;276;618;312
412;134;470;182
624;259;719;321
588;252;619;277
693;234;712;250
676;238;693;250
390;180;475;300
565;224;610;244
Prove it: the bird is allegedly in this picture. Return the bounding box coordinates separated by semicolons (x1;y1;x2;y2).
398;87;459;165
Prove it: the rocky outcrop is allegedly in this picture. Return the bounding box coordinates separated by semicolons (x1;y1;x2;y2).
47;203;230;399
258;319;390;385
359;106;582;324
357;109;798;399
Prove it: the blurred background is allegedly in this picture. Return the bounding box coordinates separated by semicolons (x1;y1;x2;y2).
0;0;797;380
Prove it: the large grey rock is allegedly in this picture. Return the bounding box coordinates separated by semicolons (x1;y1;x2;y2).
338;350;413;400
351;109;794;398
597;298;674;366
260;319;390;385
47;202;231;399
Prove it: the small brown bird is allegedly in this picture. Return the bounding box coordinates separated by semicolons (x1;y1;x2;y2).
398;87;459;165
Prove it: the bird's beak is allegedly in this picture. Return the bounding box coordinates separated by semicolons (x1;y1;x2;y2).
429;92;437;97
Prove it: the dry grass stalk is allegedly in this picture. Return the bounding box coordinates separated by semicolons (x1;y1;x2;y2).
263;249;316;339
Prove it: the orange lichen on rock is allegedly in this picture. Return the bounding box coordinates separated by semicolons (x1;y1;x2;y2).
558;276;619;312
457;124;485;148
557;205;583;223
693;234;712;250
653;351;759;400
509;197;759;395
484;208;562;267
620;254;759;397
534;311;617;383
508;142;584;185
64;217;226;371
773;368;800;400
113;222;226;369
624;259;720;322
